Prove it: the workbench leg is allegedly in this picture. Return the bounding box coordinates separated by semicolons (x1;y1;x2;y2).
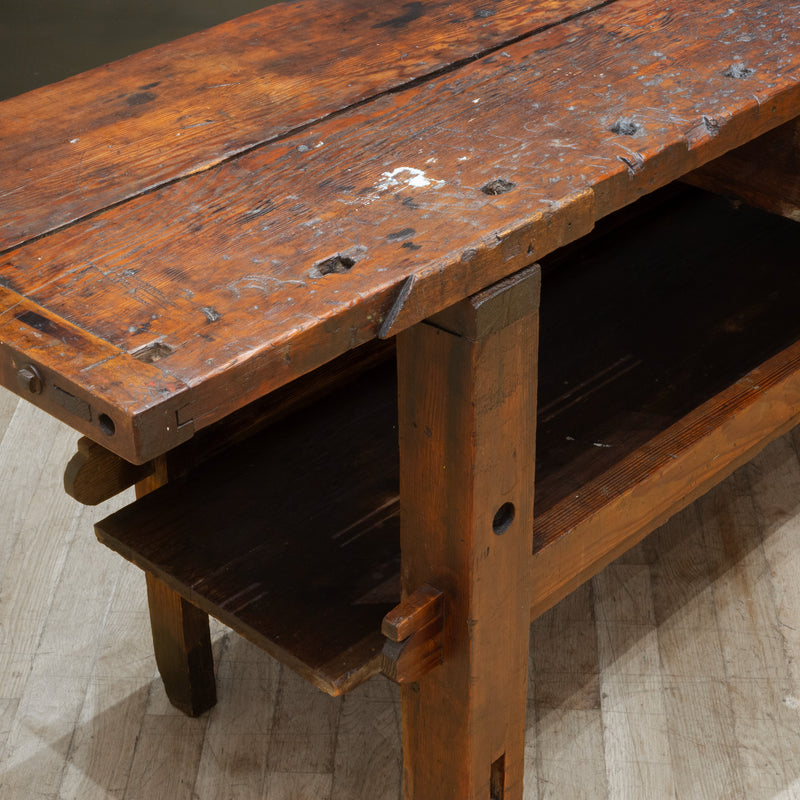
136;459;217;717
396;265;540;800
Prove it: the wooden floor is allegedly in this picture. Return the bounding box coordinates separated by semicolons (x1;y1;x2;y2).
2;387;800;799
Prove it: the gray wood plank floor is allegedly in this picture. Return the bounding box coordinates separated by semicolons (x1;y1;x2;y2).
1;387;800;799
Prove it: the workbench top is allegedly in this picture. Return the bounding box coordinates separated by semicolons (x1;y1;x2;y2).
1;0;798;462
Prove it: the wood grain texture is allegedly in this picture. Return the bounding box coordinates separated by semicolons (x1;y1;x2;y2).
2;0;798;461
0;0;603;252
396;267;539;799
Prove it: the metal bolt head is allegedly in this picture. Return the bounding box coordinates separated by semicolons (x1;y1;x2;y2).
17;365;43;394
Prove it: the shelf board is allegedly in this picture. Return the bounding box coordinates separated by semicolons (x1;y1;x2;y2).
97;361;400;696
96;186;800;692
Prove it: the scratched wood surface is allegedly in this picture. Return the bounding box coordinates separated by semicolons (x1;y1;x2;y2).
0;0;601;251
1;0;798;461
4;390;800;798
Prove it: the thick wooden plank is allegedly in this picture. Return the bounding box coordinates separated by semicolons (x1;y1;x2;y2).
2;0;798;462
0;0;603;251
685;118;800;221
0;287;193;463
396;267;539;799
95;362;400;696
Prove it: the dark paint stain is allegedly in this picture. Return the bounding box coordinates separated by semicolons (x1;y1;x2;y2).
126;91;157;106
138;81;161;91
129;320;152;336
375;1;424;29
16;310;86;348
402;241;422;251
401;196;421;209
0;274;16;290
387;228;416;242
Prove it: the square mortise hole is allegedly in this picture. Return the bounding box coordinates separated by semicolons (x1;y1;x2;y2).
131;341;174;364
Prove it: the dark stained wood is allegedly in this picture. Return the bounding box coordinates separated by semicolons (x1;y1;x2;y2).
137;457;217;717
145;571;217;717
2;0;799;462
0;0;603;251
529;187;800;615
64;436;153;505
64;337;393;502
95;362;400;696
531;336;800;619
684;118;800;221
534;187;800;516
396;266;539;799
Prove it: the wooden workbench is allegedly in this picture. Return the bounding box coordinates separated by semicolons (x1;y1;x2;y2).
2;1;800;797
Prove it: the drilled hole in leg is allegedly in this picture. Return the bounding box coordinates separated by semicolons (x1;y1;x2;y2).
492;502;515;535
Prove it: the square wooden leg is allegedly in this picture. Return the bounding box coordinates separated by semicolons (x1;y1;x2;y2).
396;266;540;800
136;458;217;717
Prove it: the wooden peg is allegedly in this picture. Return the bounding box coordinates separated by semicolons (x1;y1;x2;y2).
382;584;444;685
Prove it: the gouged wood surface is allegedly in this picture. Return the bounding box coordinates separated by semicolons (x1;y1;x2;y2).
1;0;798;460
0;0;602;252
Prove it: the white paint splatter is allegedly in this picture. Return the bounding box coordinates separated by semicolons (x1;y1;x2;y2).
376;167;444;192
69;138;79;144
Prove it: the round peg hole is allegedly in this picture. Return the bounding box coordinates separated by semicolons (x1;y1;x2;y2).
492;502;516;535
98;413;116;436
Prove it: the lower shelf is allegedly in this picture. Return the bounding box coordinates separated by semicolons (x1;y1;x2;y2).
98;361;400;696
96;186;800;695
